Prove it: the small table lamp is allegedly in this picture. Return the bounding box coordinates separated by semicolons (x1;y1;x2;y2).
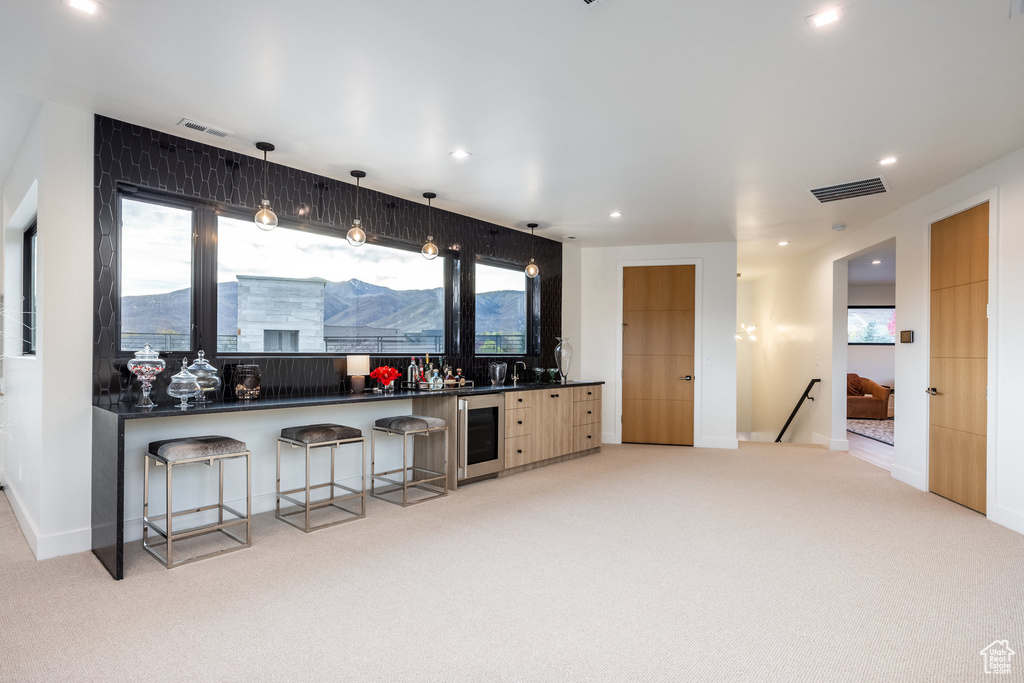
347;355;370;393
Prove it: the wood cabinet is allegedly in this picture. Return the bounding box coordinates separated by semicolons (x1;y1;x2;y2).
503;386;601;472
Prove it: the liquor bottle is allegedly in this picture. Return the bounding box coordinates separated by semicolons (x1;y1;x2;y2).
407;358;418;385
455;368;465;387
444;365;455;386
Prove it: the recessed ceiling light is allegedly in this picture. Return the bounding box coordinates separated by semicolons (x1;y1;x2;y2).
778;241;790;246
879;156;897;165
872;260;882;264
69;0;98;14
807;5;842;28
832;223;846;231
565;235;578;240
449;149;472;159
609;211;622;218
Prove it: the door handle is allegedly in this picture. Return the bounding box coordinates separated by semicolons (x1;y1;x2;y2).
678;375;693;381
926;387;938;395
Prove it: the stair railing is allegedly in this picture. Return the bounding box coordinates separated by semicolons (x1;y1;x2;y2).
775;378;822;443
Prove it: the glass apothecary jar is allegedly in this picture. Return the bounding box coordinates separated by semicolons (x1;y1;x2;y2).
127;343;165;408
186;350;221;403
167;360;201;409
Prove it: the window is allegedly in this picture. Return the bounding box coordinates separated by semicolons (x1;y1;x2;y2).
22;222;37;355
475;262;527;354
119;197;194;352
216;216;445;354
848;306;896;345
264;330;299;353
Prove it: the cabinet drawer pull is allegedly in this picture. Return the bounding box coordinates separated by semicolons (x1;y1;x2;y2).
517;398;523;403
517;420;523;425
587;410;592;415
587;391;592;395
587;435;592;439
517;449;523;454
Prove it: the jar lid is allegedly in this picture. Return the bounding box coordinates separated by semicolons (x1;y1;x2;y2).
187;350;215;373
133;343;160;361
170;360;199;383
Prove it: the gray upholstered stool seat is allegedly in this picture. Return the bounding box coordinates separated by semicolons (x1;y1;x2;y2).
143;435;251;569
277;423;366;532
371;414;448;507
374;415;446;433
148;435;248;462
280;423;362;444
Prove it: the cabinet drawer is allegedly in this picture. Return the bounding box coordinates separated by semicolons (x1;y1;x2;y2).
505;408;533;438
505;391;535;410
505;435;534;469
573;385;601;402
573;426;601;452
573;400;601;426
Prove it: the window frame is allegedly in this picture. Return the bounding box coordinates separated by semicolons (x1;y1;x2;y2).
847;305;896;346
116;189;199;358
473;257;538;357
22;221;37;356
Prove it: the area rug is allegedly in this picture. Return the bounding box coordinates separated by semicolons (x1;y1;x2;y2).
846;418;894;446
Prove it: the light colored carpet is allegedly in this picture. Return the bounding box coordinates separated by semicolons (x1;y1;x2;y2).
2;442;1022;682
847;418;895;446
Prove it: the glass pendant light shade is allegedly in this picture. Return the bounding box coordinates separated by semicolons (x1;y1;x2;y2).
422;192;439;260
525;223;540;278
422;236;439;260
255;199;278;230
346;218;366;246
347;170;367;247
254;142;277;231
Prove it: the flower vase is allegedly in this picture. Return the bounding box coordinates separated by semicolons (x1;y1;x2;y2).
555;336;573;383
383;381;395;395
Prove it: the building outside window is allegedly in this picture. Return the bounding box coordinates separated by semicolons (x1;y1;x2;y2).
217;215;445;354
475;262;527;354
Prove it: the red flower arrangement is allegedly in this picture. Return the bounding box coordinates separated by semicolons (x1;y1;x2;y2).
370;365;401;388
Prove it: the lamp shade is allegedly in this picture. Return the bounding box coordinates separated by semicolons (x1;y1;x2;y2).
347;355;370;376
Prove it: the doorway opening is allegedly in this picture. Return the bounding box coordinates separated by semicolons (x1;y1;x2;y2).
843;239;896;470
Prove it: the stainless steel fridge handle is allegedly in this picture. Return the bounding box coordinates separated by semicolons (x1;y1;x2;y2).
458;399;469;473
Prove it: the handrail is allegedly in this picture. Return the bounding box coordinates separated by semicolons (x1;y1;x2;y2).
775;378;822;443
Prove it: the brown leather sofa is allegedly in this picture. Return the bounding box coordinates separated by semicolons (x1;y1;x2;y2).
847;373;891;420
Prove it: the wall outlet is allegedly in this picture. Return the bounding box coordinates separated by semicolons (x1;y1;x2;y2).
704;357;712;367
815;357;821;367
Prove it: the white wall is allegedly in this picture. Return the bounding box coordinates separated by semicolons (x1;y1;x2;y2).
748;144;1024;536
579;242;738;449
0;102;93;559
561;243;582;380
736;280;753;436
847;284;896;387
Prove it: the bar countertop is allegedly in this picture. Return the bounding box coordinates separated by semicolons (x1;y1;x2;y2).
98;380;605;420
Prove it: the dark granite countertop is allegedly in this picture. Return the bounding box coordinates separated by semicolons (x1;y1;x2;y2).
98;380;605;420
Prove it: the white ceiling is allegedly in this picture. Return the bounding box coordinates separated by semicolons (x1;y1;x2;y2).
1;0;1023;278
847;238;896;285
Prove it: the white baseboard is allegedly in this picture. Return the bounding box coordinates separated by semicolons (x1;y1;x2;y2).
36;526;92;560
3;482;39;558
890;464;927;491
696;436;739;450
987;504;1024;537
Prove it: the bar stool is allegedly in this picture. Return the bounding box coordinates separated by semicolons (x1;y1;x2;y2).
277;423;366;532
371;415;448;506
143;435;251;569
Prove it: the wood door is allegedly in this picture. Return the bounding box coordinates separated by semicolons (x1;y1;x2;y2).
622;265;695;445
536;390;572;459
928;202;988;514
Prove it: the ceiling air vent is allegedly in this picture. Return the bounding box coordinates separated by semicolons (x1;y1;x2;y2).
809;177;887;203
176;118;233;138
579;0;600;5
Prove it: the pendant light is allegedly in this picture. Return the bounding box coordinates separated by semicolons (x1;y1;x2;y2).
254;142;278;230
525;223;540;278
346;170;367;246
421;192;439;260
